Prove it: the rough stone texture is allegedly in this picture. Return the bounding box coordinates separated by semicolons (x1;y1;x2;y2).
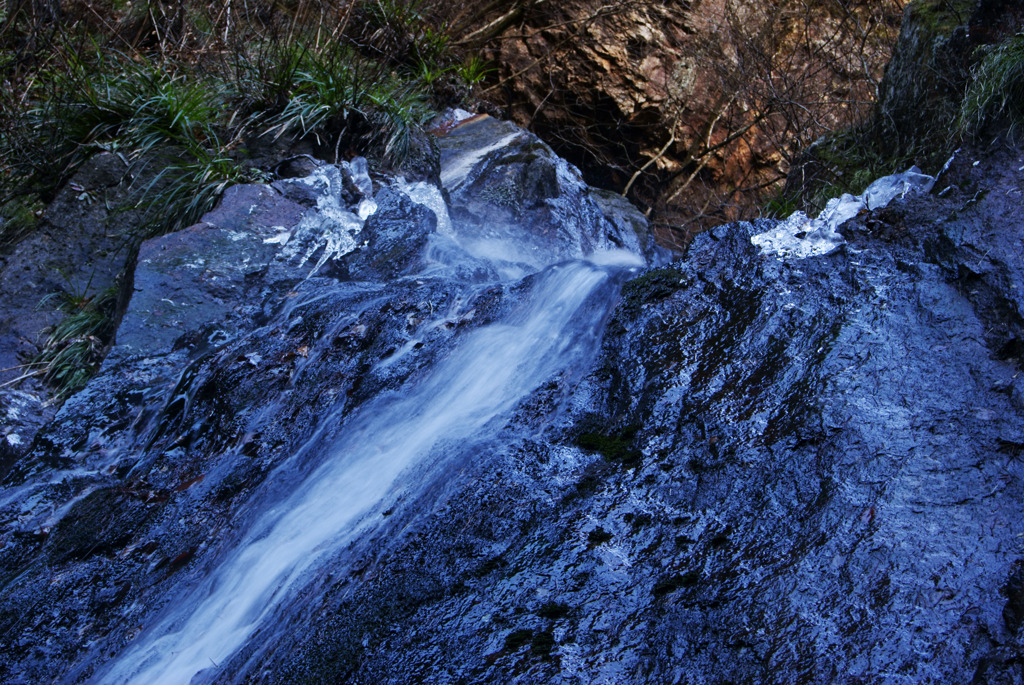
0;116;1022;683
0;116;660;684
268;145;1022;685
0;153;141;472
342;188;438;280
118;183;305;356
475;0;901;239
0;153;136;368
441;114;662;266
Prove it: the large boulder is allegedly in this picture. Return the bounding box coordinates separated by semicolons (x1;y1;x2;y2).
2;96;1019;683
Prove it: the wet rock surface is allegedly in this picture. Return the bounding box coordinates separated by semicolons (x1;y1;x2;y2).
440;115;660;267
286;146;1024;684
341;188;438;281
0;153;142;473
0;117;1022;684
0;116;650;682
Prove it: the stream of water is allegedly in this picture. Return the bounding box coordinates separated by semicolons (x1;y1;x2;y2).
93;176;643;682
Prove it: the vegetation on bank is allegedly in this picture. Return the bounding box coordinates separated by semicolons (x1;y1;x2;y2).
6;1;1019;247
775;1;1024;214
0;0;491;248
34;284;118;400
0;0;494;398
959;33;1024;144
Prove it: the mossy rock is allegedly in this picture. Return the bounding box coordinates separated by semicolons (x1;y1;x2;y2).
620;267;687;312
577;426;642;467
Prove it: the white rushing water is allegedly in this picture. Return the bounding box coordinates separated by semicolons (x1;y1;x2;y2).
96;204;641;682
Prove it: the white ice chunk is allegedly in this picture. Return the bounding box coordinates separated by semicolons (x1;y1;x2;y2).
263;228;291;245
356;198;378;221
752;166;935;259
269;165;367;276
348;157;373;198
397;179;453;235
863;167;935;208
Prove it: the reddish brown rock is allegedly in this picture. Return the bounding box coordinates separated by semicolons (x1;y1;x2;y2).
462;0;902;245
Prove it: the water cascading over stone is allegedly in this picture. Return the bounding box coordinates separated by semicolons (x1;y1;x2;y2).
0;113;658;683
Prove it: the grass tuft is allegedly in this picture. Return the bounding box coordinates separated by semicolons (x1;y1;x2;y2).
457;55;496;86
35;285;119;399
135;148;270;235
959;34;1024;143
1;0;492;249
262;43;435;165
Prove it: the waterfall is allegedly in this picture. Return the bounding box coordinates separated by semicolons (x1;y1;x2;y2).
89;121;646;683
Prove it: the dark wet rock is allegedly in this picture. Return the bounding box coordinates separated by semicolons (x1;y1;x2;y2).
201;182;306;234
0;116;629;683
45;486;154;563
117;184;305;356
342;188;437;280
441;115;658;266
0;153;137;361
272;154;325;180
0;153;142;471
1003;560;1024;637
588;187;664;261
249;147;1024;679
1;115;1022;684
242;146;1024;684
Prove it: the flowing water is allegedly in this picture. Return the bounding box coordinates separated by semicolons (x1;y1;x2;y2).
88;132;646;683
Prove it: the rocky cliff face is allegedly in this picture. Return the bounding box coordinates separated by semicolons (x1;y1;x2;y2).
0;110;1022;682
471;0;902;243
0;5;1023;682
